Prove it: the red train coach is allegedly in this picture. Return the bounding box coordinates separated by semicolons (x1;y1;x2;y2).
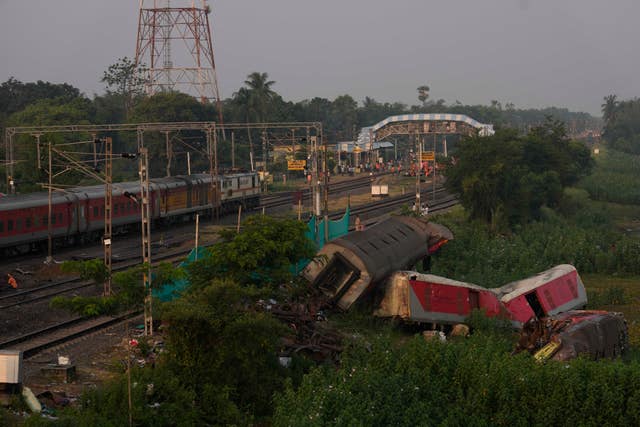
375;265;587;328
495;264;588;327
0;191;77;253
0;171;259;255
375;272;504;325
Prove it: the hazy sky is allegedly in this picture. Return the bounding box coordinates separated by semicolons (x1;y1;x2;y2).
1;0;639;116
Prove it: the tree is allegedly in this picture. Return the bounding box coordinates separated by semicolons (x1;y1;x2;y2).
444;120;593;227
128;92;215;177
187;215;316;290
0;77;82;127
232;72;278;123
328;95;358;138
101;57;149;117
601;97;640;154
417;85;430;106
7;97;95;191
161;279;288;422
601;94;619;126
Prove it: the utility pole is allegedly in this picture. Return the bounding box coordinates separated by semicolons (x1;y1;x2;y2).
165;131;172;177
262;130;268;193
415;130;421;212
103;137;113;296
231;131;235;169
322;132;329;243
139;146;153;336
310;135;320;217
47;141;53;264
432;133;437;202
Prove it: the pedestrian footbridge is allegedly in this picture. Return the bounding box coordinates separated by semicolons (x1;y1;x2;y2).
358;113;494;148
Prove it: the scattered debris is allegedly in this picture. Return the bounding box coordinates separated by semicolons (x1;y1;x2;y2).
22;386;41;413
513;310;629;362
259;299;343;363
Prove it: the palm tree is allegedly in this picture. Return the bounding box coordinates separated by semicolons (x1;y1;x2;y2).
243;72;276;122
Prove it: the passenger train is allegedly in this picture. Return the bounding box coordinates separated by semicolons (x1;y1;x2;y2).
0;171;260;254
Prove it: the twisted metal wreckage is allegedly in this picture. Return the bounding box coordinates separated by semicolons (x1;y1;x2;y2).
293;216;628;362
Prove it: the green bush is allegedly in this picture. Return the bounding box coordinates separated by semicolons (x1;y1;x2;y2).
274;334;640;427
578;149;640;205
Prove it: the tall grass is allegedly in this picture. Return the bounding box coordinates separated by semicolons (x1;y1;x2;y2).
579;148;640;205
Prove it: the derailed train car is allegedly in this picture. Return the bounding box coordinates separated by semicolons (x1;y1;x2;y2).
301;216;452;310
375;265;588;327
515;310;628;361
374;272;505;324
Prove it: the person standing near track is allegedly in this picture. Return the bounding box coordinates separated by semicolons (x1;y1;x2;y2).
6;273;18;289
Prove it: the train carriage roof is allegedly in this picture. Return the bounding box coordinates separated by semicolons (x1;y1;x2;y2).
495;264;579;301
0;191;75;210
396;271;489;291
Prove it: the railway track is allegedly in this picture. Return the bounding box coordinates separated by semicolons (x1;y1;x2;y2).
1;181;459;359
0;311;141;358
260;172;390;209
2;181;453;310
0;246;199;310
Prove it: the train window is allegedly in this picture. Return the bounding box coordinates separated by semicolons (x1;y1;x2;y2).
42;215;48;226
8;219;13;231
121;203;125;213
237;178;241;188
58;213;63;223
93;206;99;217
101;207;104;216
127;201;132;211
16;219;22;231
51;215;56;225
114;204;118;215
25;217;32;229
252;176;256;187
0;221;3;233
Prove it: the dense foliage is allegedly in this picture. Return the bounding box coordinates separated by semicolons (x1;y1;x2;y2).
32;280;291;426
444;119;593;226
429;199;640;288
187;215;316;289
602;95;640;154
578;148;640;205
0;66;601;193
274;333;640;427
50;261;178;316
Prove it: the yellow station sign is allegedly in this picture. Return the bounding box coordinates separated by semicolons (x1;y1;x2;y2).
421;151;435;161
287;160;307;171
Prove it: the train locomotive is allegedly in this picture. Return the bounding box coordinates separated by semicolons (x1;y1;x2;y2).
0;171;260;255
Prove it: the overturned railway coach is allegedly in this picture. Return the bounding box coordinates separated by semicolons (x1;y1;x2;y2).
374;265;588;328
302;216;453;311
0;172;259;254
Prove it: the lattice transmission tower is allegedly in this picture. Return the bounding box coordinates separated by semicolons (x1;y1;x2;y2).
135;0;223;119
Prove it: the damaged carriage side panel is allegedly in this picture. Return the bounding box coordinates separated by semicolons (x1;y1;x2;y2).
496;265;588;326
375;272;503;325
375;265;588;327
